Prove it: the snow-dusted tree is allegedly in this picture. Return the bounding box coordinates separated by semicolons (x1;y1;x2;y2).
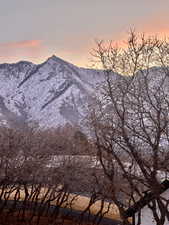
90;31;169;225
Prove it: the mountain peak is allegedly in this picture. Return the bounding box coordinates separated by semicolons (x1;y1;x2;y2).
47;55;62;62
46;55;73;67
48;55;57;60
0;54;106;129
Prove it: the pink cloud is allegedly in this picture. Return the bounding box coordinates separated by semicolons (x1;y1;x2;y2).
0;40;42;49
134;11;169;38
0;40;47;63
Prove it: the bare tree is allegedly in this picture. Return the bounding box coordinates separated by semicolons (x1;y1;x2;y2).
89;31;169;225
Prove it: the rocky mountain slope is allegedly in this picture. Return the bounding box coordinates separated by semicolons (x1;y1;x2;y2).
1;55;167;130
0;55;105;128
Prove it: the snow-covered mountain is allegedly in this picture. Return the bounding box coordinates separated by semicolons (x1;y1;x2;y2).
0;55;105;128
1;55;167;130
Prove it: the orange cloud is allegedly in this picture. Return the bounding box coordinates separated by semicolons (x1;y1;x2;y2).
0;40;47;64
136;10;169;38
0;40;42;49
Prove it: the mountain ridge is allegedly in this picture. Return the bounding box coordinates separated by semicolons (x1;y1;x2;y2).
0;55;105;129
0;55;165;130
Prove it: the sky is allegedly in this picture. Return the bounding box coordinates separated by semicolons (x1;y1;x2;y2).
0;0;169;67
